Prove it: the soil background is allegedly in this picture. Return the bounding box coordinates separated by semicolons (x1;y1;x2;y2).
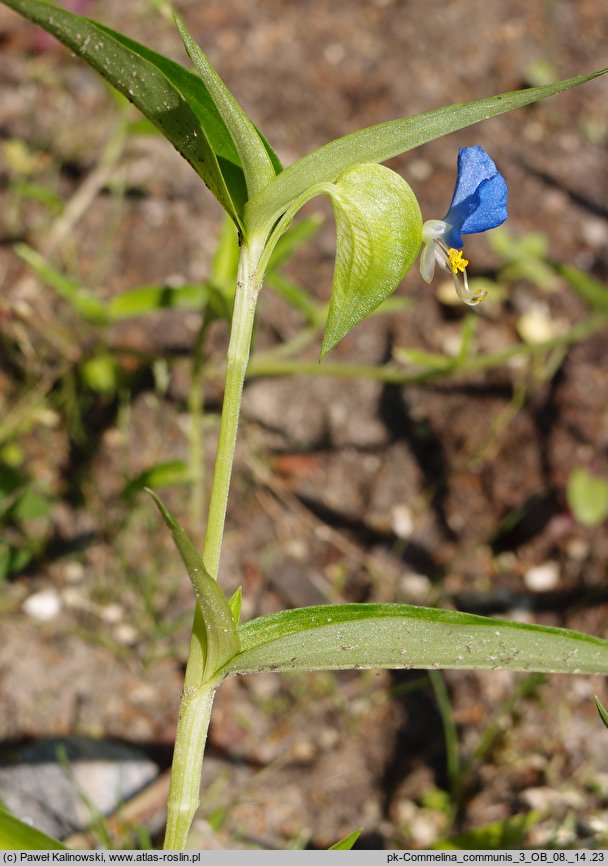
0;0;607;850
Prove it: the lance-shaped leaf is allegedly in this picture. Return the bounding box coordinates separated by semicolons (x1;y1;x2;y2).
222;603;608;677
0;0;249;224
148;491;239;681
321;164;422;357
246;67;608;235
174;15;277;199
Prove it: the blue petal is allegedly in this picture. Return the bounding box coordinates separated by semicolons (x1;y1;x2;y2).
442;146;508;248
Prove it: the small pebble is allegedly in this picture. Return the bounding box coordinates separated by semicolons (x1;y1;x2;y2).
567;539;589;561
113;623;139;645
524;561;560;592
22;588;62;621
63;561;85;583
517;308;556;344
398;572;431;603
391;504;414;539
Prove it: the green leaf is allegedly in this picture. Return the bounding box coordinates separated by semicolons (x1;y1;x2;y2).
10;180;64;213
246;67;608;234
93;23;246;166
148;490;240;681
108;282;210;319
557;263;608;311
396;347;455;371
488;227;550;262
122;460;190;499
266;272;326;327
0;804;66;850
595;696;608;730
14;243;109;324
174;15;276;199
8;489;51;521
0;543;33;580
222;603;608;677
329;829;362;850
567;467;608;527
80;354;120;394
228;586;242;626
15;243;215;322
1;0;245;225
438;813;540;850
321;164;422;357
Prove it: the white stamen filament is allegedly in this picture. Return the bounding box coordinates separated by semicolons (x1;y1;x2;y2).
419;221;487;306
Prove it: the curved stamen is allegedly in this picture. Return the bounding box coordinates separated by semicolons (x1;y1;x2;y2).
434;238;487;306
452;262;486;306
420;221;487;306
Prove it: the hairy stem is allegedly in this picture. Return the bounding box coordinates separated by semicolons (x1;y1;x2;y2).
163;680;216;850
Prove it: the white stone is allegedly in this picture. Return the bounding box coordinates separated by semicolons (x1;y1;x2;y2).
398;572;432;603
391;504;414;539
0;739;158;838
524;561;560;591
22;588;62;621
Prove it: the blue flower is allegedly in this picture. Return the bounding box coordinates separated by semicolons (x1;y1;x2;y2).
420;146;508;305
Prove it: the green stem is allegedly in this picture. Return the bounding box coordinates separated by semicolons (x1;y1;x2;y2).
163;243;262;850
188;315;211;548
163;680;216;850
202;246;261;580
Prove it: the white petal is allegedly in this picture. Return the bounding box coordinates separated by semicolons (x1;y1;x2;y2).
435;244;450;272
420;240;437;283
421;219;449;241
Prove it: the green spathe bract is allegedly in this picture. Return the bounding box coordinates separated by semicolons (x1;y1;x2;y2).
321;164;422;357
2;0;607;850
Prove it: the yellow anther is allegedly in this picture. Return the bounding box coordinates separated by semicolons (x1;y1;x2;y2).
448;248;468;274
